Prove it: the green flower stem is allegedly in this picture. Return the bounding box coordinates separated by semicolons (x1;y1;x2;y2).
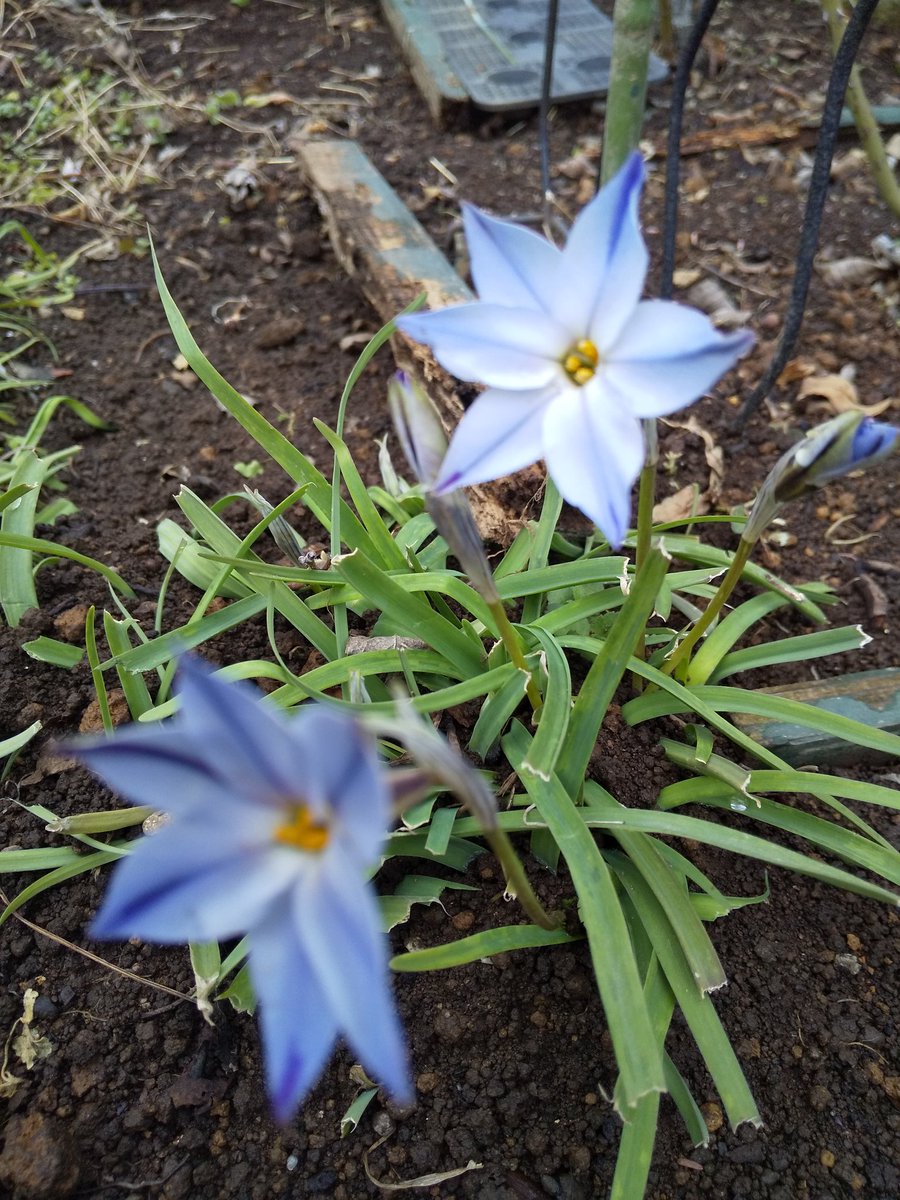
600;0;655;183
661;536;755;680
632;418;659;679
489;599;544;716
483;827;562;931
822;0;900;219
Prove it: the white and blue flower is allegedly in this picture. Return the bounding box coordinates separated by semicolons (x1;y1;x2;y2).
397;152;754;546
73;657;409;1122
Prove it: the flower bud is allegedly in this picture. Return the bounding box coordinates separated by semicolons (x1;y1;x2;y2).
387;371;499;603
387;370;447;488
744;411;898;543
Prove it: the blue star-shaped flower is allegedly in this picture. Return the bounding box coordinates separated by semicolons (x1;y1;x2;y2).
397;152;755;546
73;657;409;1122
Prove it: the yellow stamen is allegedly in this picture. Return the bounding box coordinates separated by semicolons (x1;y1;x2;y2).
562;338;600;385
274;804;329;853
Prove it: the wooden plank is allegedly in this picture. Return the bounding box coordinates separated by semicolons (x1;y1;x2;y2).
732;668;900;767
296;137;517;542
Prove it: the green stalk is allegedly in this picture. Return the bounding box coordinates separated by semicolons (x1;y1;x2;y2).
488;599;544;716
632;419;659;678
600;0;655;183
822;0;900;218
484;828;561;932
660;536;755;680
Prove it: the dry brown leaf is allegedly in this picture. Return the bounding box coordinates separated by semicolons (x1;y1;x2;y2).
817;257;883;287
777;357;818;387
673;267;702;288
797;374;893;416
685;278;751;328
653;484;710;524
662;415;725;502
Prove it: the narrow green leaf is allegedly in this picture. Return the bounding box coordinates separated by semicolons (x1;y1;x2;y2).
559;546;669;798
21;637;83;668
696;792;900;887
0;531;133;598
469;667;529;759
316;420;407;569
111;594;268;675
0;483;35;514
103;614;154;718
0;844;81;873
709;625;871;683
636;683;900;761
663;1053;710;1147
496;556;628;601
609;826;726;993
217;963;256;1013
0;849;120;926
379;874;477;931
634;534;828;622
333;550;483;676
504;721;666;1113
582;783;899;906
384;831;484;872
684;592;788;686
150;238;378;558
521;478;563;624
389;922;579;972
0;450;46;624
424;806;460;858
341;1087;379;1137
610;852;761;1132
521;628;572;781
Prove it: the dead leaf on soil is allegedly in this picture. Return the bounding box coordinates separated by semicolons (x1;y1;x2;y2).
0;988;53;1099
19;744;78;787
817;256;884;287
797;374;893;417
684;277;752;328
364;1131;482;1190
653;483;709;524
777;357;818;388
661;415;725;503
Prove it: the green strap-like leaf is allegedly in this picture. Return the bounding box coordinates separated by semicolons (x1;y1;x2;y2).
504;721;666;1113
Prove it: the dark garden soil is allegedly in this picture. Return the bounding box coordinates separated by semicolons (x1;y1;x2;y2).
0;1;899;1197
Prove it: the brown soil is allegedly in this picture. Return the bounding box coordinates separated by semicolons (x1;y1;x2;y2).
1;2;898;1198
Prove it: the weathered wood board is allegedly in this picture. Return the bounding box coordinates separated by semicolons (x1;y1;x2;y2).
732;668;900;767
297;138;520;542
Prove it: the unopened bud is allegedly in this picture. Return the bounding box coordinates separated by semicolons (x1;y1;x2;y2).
744;411;898;543
245;490;309;568
387;371;499;603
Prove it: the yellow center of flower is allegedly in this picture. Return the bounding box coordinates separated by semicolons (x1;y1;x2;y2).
562;339;600;386
274;804;330;853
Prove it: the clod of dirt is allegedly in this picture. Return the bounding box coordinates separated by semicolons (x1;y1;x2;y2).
253;316;306;349
0;1112;80;1199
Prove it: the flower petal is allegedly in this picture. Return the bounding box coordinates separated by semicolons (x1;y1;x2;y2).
90;823;298;943
290;706;389;863
300;853;410;1103
396;304;568;389
604;300;755;415
432;385;554;494
542;383;645;546
173;658;314;804
73;727;254;818
552;151;649;347
250;897;339;1123
462;202;562;313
